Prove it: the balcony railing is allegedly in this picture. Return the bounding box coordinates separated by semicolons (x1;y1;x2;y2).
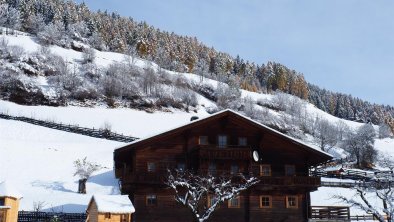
258;176;321;187
195;145;251;160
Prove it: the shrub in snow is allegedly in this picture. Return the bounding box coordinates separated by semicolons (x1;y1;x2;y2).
194;83;216;101
88;32;106;51
73;157;102;194
379;123;393;139
175;88;198;111
7;45;25;62
82;47;96;64
38;22;64;46
215;82;241;110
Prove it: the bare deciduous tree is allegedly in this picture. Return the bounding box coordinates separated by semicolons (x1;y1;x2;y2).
334;183;393;222
344;124;377;168
165;170;259;222
313;118;339;152
73;157;102;194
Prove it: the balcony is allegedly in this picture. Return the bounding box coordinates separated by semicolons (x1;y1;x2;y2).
195;145;251;160
257;176;321;187
123;172;165;184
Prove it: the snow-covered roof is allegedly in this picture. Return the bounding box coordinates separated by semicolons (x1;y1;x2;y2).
91;195;135;214
0;181;22;199
117;109;332;159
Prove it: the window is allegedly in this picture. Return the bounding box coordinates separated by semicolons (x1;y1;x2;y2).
238;137;247;146
146;194;157;206
228;196;240;208
260;196;272;208
147;162;156;172
199;136;209;145
286;196;298;208
208;162;216;175
207;195;219;208
230;164;239;175
218;135;227;148
177;162;186;172
260;165;271;176
285;165;296;176
0;198;4;206
104;213;111;219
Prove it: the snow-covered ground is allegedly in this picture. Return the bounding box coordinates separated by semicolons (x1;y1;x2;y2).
0;118;122;212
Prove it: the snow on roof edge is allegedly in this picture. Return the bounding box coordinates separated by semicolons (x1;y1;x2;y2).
116;109;332;159
0;181;23;199
92;195;135;214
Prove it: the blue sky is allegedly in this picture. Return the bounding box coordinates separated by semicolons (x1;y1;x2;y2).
76;0;394;106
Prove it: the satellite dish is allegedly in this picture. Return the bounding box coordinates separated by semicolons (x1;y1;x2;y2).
252;150;260;162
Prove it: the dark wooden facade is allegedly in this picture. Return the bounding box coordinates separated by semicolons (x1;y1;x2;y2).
114;110;332;222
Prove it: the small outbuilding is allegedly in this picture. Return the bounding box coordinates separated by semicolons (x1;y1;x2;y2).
0;181;22;222
86;195;135;222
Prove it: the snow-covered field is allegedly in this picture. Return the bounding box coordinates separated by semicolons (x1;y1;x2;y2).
0;118;122;212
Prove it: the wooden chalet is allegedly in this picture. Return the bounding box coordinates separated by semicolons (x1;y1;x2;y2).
114;109;333;222
0;181;22;222
86;195;135;222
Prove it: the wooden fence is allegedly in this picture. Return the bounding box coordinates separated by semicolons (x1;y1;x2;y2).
350;214;390;221
310;206;350;221
0;113;138;143
18;211;86;222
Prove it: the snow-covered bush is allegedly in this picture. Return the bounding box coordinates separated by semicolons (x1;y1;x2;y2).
215;82;241;110
38;22;64;46
379;123;393;139
82;47;96;64
7;45;24;62
175;88;198;111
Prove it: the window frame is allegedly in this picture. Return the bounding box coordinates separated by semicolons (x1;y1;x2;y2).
199;136;209;145
285;165;296;176
259;195;272;208
238;137;247;146
208;162;217;176
286;195;298;209
218;135;228;148
146;194;157;206
260;164;272;176
228;196;241;208
230;164;239;175
177;162;186;172
147;162;156;173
